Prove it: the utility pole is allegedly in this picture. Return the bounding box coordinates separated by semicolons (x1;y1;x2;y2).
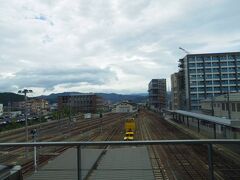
211;95;215;116
224;91;231;119
38;99;43;139
18;89;33;158
227;92;231;119
31;129;37;172
100;112;103;134
68;96;72;128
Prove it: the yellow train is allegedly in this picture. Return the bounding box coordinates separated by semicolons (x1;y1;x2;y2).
124;118;135;141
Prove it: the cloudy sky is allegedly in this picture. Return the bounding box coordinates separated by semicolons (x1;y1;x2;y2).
0;0;240;96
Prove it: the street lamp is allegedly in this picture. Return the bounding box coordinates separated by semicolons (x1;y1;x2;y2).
18;89;33;157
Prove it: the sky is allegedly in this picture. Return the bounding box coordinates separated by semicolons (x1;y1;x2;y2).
0;0;240;96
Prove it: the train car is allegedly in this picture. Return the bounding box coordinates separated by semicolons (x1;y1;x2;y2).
124;131;134;141
124;118;135;141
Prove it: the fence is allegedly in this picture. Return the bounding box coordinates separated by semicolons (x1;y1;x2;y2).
1;139;240;180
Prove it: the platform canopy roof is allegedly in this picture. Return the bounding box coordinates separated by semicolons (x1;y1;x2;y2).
170;110;240;128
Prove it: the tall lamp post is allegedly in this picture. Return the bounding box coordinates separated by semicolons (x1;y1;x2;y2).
18;89;33;157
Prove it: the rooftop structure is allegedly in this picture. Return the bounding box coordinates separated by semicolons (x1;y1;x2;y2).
200;92;240;120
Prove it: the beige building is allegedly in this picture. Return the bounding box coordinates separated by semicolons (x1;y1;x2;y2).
200;92;240;120
13;99;49;115
115;102;134;113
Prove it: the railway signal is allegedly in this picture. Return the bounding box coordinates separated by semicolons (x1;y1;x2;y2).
31;129;37;172
18;89;33;158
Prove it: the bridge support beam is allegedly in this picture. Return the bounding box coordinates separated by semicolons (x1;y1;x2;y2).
208;144;214;180
77;146;82;180
197;119;200;133
213;124;216;139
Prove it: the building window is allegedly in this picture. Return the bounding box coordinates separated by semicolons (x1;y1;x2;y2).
222;103;225;111
237;103;240;112
212;56;219;61
232;103;236;112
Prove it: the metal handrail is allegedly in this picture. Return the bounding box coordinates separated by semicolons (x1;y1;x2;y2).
1;139;239;180
0;139;239;147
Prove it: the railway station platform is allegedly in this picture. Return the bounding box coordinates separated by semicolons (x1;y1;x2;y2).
165;109;240;139
27;146;154;180
88;147;154;180
27;148;103;180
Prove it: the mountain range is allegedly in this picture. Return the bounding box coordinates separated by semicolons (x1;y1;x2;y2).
0;92;148;105
39;92;148;104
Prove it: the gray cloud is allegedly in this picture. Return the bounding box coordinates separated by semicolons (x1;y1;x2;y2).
0;0;240;95
0;66;117;91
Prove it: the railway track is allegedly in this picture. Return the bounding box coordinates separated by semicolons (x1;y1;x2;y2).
0;113;130;173
85;118;125;179
139;110;209;179
138;115;169;180
141;109;240;180
22;115;125;178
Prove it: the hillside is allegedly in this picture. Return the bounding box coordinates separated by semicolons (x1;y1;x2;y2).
0;92;148;105
39;92;147;104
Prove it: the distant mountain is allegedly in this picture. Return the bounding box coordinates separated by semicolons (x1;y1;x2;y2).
39;92;148;104
0;92;24;106
0;92;148;106
96;93;147;104
38;92;80;104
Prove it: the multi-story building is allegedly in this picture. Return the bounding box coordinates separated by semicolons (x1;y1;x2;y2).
0;104;3;116
58;93;103;114
148;79;166;111
179;52;240;110
12;99;49;115
171;71;185;110
200;92;240;120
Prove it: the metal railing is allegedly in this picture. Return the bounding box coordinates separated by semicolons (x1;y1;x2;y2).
1;139;240;180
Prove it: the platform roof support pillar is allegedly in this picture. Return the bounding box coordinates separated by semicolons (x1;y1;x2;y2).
208;144;214;180
187;116;189;128
197;119;200;133
213;124;216;139
77;146;82;180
